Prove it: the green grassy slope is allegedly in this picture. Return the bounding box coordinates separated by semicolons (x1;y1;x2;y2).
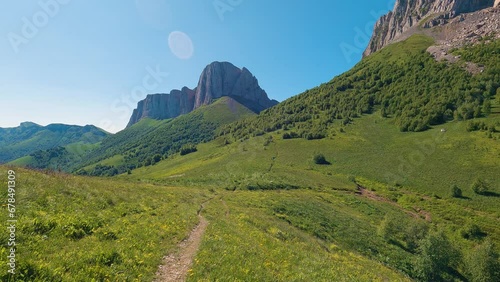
117;36;500;281
0;123;109;163
190;190;411;281
76;96;257;176
7;142;101;171
0;167;414;281
220;35;499;139
0;166;209;281
121;112;499;280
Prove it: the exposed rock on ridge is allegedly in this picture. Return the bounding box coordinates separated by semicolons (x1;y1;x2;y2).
127;62;278;127
127;87;195;127
363;0;495;57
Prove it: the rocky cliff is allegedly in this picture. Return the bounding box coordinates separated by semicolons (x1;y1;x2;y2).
127;87;195;127
127;62;278;127
363;0;495;57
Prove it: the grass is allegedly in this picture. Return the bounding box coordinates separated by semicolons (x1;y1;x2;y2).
7;156;34;167
2;113;498;280
123;111;499;201
189;190;411;281
365;34;434;64
121;109;499;279
0;166;210;281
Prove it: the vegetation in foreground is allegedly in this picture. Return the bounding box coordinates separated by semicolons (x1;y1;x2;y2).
0;167;208;281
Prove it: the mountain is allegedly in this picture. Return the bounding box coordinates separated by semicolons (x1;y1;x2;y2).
77;96;257;176
127;61;278;127
363;0;496;57
0;122;109;163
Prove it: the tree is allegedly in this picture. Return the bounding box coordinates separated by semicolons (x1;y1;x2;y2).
451;184;463;198
482;99;491;115
465;239;500;282
472;178;489;195
152;154;162;164
180;144;197;156
403;220;428;252
313;154;330;165
413;231;460;281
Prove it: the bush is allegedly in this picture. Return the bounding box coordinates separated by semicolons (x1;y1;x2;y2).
282;132;299;139
461;223;485;240
451;184;462;198
152;154;162;164
180;144;197;156
472;179;489;195
413;231;461;281
465;239;500;282
313;154;330;165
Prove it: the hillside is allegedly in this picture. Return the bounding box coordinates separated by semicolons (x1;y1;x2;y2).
0;167;412;281
118;35;500;281
75;97;257;176
219;35;499;140
0;123;109;163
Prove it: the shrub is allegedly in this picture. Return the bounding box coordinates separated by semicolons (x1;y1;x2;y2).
282;132;299;139
152;154;162;164
471;179;489;195
403;221;429;252
180;144;197;156
451;184;462;198
461;223;485;240
413;231;461;281
465;239;500;282
377;214;401;243
313;154;330;165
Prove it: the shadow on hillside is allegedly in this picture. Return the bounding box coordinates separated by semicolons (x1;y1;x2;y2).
481;191;500;198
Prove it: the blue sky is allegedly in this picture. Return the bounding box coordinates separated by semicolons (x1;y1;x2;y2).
0;0;395;133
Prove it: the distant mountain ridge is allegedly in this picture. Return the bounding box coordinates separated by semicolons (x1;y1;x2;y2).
364;0;496;57
127;61;278;127
0;122;109;163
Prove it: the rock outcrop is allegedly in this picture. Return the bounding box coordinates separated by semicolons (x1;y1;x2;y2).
127;62;278;127
363;0;495;57
127;87;195;127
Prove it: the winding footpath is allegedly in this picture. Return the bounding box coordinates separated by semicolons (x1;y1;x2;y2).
154;204;209;282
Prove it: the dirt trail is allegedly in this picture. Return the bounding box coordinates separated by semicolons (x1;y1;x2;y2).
154;205;209;282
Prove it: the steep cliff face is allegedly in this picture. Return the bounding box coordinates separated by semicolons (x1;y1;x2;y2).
194;62;278;112
363;0;495;57
127;62;278;127
127;87;195;127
